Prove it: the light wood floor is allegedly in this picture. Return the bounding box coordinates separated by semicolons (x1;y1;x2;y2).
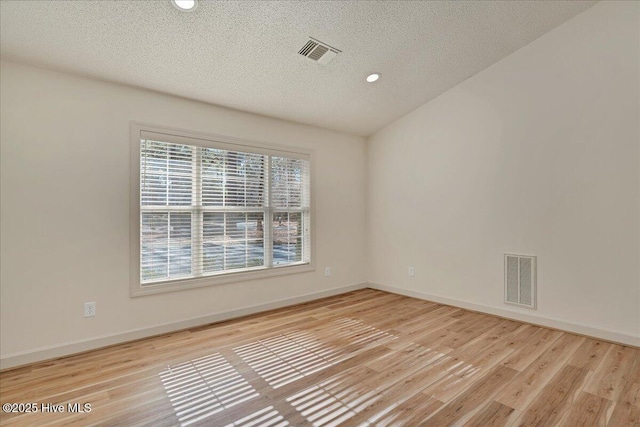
1;289;639;427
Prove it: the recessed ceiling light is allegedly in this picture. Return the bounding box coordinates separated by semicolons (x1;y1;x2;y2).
366;73;381;83
172;0;198;11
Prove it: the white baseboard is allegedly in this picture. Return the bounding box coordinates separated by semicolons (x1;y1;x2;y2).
368;282;640;347
0;283;368;371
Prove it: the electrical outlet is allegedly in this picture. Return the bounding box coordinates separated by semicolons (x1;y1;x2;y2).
324;267;331;277
408;267;414;277
84;302;96;318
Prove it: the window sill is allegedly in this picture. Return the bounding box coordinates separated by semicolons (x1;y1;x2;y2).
131;262;314;297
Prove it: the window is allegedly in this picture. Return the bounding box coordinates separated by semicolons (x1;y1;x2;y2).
131;124;312;296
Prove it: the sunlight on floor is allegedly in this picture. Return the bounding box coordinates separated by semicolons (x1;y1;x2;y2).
234;318;397;389
223;405;290;427
285;373;382;426
160;317;400;426
159;353;259;426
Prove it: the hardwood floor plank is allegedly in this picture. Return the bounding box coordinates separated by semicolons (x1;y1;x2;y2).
338;357;455;426
500;327;563;372
371;305;442;332
421;320;524;404
584;344;638;402
369;392;443;427
608;402;640;427
568;339;612;371
630;354;640;384
495;333;585;411
620;380;640;408
558;391;613;427
514;365;589;426
390;305;460;335
418;365;519;426
462;400;518;427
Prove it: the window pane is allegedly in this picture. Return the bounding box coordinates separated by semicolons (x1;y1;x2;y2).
141;212;168;281
141;212;192;282
203;212;264;273
141;140;193;207
272;212;303;265
201;148;224;206
202;148;265;207
203;212;224;272
271;157;309;209
168;212;192;277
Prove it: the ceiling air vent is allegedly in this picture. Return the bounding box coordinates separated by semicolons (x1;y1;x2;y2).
298;38;341;65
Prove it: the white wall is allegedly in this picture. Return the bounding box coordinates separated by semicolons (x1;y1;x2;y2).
0;61;367;367
367;1;640;344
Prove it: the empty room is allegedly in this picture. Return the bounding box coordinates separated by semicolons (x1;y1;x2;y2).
0;1;638;426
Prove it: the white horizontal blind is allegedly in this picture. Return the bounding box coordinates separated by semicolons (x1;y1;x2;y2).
201;148;265;208
139;138;310;285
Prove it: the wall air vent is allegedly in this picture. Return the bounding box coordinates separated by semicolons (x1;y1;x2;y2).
505;254;537;309
298;38;341;65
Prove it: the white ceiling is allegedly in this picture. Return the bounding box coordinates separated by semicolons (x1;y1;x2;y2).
0;0;596;137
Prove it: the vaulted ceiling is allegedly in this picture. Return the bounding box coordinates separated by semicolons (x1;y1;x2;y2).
0;1;596;136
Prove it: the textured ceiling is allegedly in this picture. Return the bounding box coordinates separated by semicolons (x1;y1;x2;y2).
0;0;596;136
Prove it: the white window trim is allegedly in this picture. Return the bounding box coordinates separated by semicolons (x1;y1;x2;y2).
130;122;315;297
